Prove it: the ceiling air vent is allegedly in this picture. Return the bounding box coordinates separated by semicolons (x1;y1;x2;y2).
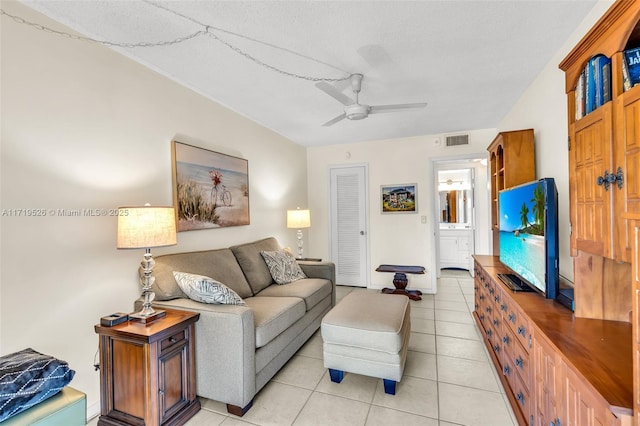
445;134;469;147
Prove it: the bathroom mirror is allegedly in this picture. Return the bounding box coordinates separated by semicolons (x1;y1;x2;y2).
438;168;473;224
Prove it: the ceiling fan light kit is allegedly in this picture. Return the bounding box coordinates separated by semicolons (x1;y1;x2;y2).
317;73;427;126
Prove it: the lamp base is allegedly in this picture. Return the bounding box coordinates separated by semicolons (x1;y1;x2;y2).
129;309;166;324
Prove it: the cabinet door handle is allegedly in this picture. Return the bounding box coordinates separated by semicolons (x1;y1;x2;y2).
596;168;623;191
596;170;611;191
613;166;624;189
515;356;523;369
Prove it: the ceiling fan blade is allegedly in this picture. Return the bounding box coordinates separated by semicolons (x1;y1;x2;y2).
369;103;427;114
322;113;347;127
315;81;354;106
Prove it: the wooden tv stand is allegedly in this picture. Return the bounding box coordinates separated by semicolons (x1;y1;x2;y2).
473;255;632;426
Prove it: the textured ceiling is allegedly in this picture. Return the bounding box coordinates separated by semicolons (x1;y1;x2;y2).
20;0;599;147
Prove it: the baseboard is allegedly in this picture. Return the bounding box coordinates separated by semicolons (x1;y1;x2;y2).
87;401;100;423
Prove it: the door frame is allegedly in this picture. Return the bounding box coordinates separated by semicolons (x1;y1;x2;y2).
430;154;491;289
328;163;371;287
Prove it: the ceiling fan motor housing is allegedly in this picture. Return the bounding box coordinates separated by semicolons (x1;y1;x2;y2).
345;104;370;120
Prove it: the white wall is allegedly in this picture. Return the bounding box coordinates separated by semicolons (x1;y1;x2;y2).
307;129;495;292
497;0;614;282
1;1;307;418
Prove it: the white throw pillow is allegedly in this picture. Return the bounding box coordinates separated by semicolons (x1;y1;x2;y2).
172;271;246;305
260;250;307;285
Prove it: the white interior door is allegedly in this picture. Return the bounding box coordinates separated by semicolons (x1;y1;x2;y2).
329;165;369;287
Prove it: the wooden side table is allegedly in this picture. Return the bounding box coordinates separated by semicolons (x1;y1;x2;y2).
95;309;200;426
376;264;425;301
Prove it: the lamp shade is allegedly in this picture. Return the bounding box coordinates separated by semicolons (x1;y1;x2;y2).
117;206;177;249
287;209;311;229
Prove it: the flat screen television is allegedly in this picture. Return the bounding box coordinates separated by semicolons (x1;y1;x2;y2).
498;178;559;299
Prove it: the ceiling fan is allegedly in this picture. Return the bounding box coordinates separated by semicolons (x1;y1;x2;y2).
316;74;427;127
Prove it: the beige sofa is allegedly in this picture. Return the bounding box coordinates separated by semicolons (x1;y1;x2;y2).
141;237;336;416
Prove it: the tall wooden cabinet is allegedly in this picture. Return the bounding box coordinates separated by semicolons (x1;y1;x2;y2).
558;1;640;424
560;0;640;264
559;0;640;322
488;129;536;255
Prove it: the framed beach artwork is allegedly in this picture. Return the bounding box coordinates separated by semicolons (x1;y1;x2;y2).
381;184;417;214
171;141;249;231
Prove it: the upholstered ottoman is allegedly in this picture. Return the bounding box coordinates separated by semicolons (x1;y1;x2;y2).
321;291;411;394
2;387;86;426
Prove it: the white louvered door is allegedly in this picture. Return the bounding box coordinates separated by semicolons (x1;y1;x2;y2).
329;165;369;287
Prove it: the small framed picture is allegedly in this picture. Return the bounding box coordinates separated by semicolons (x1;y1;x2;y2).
381;184;417;214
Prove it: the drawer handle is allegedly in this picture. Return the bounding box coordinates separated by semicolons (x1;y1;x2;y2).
515;356;523;369
486;306;492;314
486;329;492;338
508;313;516;323
516;391;525;405
489;288;495;295
494;295;500;303
493;319;499;326
493;344;500;353
503;366;511;376
503;336;510;345
500;304;507;312
517;325;526;337
169;337;177;343
480;314;485;321
480;295;485;301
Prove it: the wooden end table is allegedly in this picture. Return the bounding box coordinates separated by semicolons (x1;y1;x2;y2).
95;309;200;426
376;264;425;301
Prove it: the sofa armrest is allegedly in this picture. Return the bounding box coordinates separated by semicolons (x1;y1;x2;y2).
149;298;257;408
298;261;335;283
298;261;336;306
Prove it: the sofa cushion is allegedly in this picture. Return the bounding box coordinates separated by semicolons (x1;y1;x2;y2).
244;296;305;348
260;250;307;284
151;248;254;300
230;237;281;294
173;272;246;305
256;279;332;311
0;349;76;422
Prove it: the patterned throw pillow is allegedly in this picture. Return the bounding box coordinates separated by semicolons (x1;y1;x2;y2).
173;271;246;305
0;348;76;422
260;250;307;285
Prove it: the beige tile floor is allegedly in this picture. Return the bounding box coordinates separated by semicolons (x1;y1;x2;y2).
89;270;517;426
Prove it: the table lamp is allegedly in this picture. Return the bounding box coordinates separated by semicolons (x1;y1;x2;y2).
117;205;177;323
287;208;311;259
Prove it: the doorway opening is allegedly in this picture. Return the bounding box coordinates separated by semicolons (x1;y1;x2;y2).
431;155;491;283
